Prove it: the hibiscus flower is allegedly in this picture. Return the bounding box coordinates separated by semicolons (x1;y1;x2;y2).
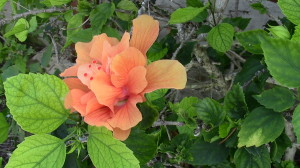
61;15;187;140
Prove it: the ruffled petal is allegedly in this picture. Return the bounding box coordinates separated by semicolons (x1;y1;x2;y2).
127;66;147;95
108;95;143;130
84;108;113;131
110;47;146;88
86;96;105;115
130;15;159;56
60;65;79;77
63;78;89;92
77;63;102;88
90;34;110;62
113;128;131;141
66;89;87;116
143;60;187;93
75;41;94;64
90;70;123;110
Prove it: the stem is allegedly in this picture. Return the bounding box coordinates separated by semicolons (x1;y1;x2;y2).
208;0;217;26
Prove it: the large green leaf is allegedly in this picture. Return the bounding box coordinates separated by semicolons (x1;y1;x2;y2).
195;98;225;126
236;29;269;54
278;0;300;25
292;25;300;42
238;107;284;147
124;129;157;165
188;139;229;165
292;104;300;143
90;3;115;35
260;38;300;87
207;23;234;52
5;134;66;168
4;73;69;134
224;84;248;119
0;113;9;144
169;6;208;24
87;126;139;168
253;86;295;112
234;146;271;168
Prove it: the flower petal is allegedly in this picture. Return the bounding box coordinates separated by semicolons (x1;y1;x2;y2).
75;41;93;64
130;15;159;56
90;34;111;62
90;70;123;110
110;47;146;88
127;66;147;94
66;89;87;116
113;128;131;141
77;63;102;88
63;78;89;92
86;96;105;115
60;65;79;77
143;60;187;93
108;95;143;130
84;108;113;131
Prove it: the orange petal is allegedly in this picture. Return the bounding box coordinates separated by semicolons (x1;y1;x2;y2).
67;89;87;116
143;60;187;93
75;41;94;64
84;107;113;131
90;70;123;110
60;65;79;77
110;47;146;88
63;78;89;92
90;34;110;62
127;66;147;94
86;96;105;115
108;95;143;130
113;128;131;141
130;15;159;56
64;91;73;111
77;63;102;88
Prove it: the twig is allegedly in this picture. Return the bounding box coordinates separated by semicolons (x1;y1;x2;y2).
227;50;246;63
285;119;297;161
47;33;63;71
0;7;75;26
61;18;90;30
171;27;195;60
152;121;185;127
13;1;31;11
219;128;237;144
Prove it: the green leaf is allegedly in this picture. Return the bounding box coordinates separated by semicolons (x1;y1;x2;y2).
238;107;285;147
234;146;271;168
69;28;93;43
278;0;300;25
49;0;72;6
64;13;84;47
28;16;38;33
124;129;157;165
138;103;159;129
0;0;8;11
188;139;229;165
145;89;168;102
186;0;203;7
0;113;9;144
291;25;300;42
41;45;53;68
219;121;235;138
236;29;269;54
292;104;300;143
0;157;2;167
207;23;234;52
260;38;300;87
102;26;121;40
4;18;29;42
116;0;138;21
222;17;251;30
224;84;248;119
147;43;168;62
1;65;19;81
195;98;225;126
87;126;139;168
5;134;66;168
250;2;267;14
253;86;295;112
90;3;115;35
270;133;291;162
4;73;69;134
169;6;208;24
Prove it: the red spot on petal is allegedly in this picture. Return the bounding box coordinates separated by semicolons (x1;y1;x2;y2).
84;73;88;77
98;66;101;70
92;60;97;64
90;77;94;80
89;64;91;68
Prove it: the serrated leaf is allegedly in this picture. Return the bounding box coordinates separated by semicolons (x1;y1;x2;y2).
270;133;291;162
224;84;248;119
87;126;139;168
278;0;300;25
69;28;93;43
138;103;159;129
292;104;300;143
253;86;295;112
207;23;234;52
0;113;9;144
124;129;157;165
4;73;69;134
169;6;208;24
4;18;29;42
236;29;269;54
292;25;300;42
238;107;284;147
186;0;203;7
64;13;83;47
1;65;19;81
90;3;115;35
49;0;72;6
5;134;66;168
115;0;138;22
195;98;225;126
188;139;229;165
102;26;121;40
260;37;300;87
234;146;271;168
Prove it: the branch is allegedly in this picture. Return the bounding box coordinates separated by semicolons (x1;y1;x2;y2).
171;27;195;60
0;7;74;26
152;121;185;127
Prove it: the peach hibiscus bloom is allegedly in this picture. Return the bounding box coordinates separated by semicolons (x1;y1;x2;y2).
61;15;187;140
